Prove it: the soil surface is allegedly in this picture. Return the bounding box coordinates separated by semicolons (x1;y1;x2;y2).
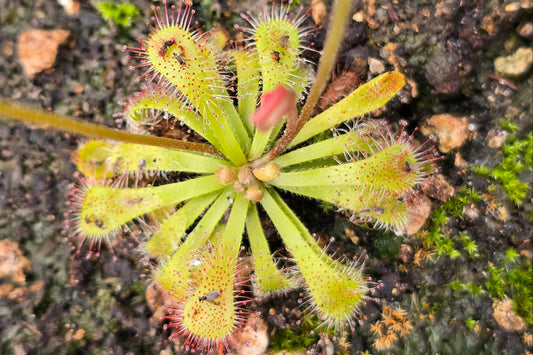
1;0;532;354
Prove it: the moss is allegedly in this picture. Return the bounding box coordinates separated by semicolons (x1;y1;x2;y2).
423;212;457;259
435;237;461;259
269;318;321;352
422;187;485;260
465;317;478;329
486;255;533;325
465;282;483;297
442;186;481;219
505;261;533;324
486;264;506;298
471;165;491;176
476;121;532;205
504;248;519;263
430;208;449;228
459;232;479;259
448;280;483;297
96;2;139;29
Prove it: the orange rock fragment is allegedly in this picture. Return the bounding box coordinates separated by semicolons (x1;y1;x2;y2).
58;0;81;16
492;297;526;332
233;312;269;354
406;194;432;235
420;114;469;153
311;0;328;25
17;29;71;77
0;239;31;283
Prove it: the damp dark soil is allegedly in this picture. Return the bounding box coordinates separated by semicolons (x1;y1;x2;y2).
1;0;532;354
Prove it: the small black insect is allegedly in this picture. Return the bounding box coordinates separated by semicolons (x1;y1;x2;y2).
199;290;221;305
272;50;281;63
280;35;290;48
403;161;416;173
360;206;385;215
94;219;105;229
173;52;185;65
159;39;175;57
123;197;144;206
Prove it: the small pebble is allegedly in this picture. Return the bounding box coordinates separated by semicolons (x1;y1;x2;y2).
492;297;526;332
65;328;85;342
3;41;13;57
368;57;385;74
0;239;31;283
482;15;496;35
454;152;468;169
233;312;269;354
353;11;365;22
517;22;533;38
57;0;80;16
504;2;521;12
435;0;458;17
425;46;463;96
320;337;335;355
406;194;432;235
421;174;455;202
311;0;327;25
494;47;533;78
486;126;509;149
462;203;480;223
420;114;469;153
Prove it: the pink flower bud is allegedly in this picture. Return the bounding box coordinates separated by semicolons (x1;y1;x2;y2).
251;85;297;131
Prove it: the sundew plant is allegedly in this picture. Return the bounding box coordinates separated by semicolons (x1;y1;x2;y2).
0;0;438;352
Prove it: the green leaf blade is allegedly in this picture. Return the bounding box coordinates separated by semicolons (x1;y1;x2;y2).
291;72;405;146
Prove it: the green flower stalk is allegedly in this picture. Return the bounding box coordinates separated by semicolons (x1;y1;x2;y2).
0;0;438;351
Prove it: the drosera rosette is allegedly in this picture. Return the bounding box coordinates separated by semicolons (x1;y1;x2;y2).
0;0;440;351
